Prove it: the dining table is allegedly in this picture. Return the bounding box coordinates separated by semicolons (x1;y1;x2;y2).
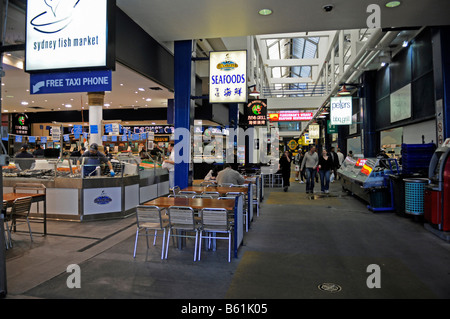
3;192;47;235
142;195;244;258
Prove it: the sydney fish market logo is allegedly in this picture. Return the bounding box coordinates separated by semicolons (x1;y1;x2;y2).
30;0;81;34
94;190;112;205
216;54;239;71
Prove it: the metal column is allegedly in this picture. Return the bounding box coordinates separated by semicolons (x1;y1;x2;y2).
174;40;195;189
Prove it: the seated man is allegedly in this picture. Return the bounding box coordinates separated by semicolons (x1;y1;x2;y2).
216;163;245;186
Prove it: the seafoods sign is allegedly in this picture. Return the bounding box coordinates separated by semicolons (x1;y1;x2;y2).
209;51;247;103
25;0;112;72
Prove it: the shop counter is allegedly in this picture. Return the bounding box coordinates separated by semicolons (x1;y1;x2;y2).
3;158;169;221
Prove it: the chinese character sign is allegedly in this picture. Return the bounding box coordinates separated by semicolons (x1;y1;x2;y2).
330;96;353;125
209;51;247;103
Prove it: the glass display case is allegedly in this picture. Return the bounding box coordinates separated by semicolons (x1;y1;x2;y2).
338;156;400;203
3;154;169;221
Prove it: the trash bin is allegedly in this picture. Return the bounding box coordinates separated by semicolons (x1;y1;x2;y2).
368;187;391;210
404;178;429;216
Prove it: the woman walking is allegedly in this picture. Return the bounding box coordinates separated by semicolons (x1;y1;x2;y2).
318;149;334;193
279;150;291;192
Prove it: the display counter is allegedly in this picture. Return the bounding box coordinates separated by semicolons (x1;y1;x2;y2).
3;156;169;221
338;157;400;203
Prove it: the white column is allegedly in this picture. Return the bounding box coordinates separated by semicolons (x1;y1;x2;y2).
88;92;104;146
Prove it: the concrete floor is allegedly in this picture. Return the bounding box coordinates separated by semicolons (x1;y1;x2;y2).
3;177;450;300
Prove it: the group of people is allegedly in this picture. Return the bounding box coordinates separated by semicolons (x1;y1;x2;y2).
279;146;345;194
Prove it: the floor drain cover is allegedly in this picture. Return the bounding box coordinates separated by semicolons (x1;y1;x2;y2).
318;283;342;293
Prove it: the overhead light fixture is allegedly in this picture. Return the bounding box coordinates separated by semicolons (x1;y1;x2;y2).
385;1;401;8
402;40;409;47
381;62;387;67
21;101;29;105
65;104;72;108
258;8;273;16
249;86;260;97
337;85;351;96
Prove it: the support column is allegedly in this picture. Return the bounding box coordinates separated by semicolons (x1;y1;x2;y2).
431;26;450;144
174;40;195;189
88;92;105;146
361;71;378;157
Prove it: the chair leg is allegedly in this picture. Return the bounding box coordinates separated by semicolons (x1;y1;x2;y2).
145;229;149;248
153;230;158;246
161;229;166;260
228;231;231;262
133;228;139;258
198;231;203;261
193;230;198;262
165;228;171;259
26;218;33;242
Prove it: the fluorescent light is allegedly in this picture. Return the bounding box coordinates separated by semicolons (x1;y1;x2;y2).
146;98;152;101
381;62;387;67
65;104;72;108
138;88;145;91
385;1;401;8
21;101;29;105
258;8;273;16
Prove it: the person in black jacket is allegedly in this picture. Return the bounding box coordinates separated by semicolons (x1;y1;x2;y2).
279;150;291;192
330;147;340;182
318;149;334;193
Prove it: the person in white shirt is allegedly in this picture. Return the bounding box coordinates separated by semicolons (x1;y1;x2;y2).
163;143;175;187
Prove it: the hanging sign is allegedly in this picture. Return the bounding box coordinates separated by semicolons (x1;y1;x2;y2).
245;99;267;126
309;124;320;139
268;111;313;121
209;50;247;103
330;96;352;125
30;70;112;94
25;0;115;72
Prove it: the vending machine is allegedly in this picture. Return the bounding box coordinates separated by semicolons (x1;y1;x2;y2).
425;139;450;232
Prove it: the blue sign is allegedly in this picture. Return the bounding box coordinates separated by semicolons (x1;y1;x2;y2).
30;70;112;94
41;137;47;144
73;125;83;134
90;125;99;134
29;136;36;143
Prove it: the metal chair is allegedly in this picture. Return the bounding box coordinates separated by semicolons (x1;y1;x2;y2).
133;205;169;259
198;208;233;262
13;183;46;215
219;183;234;187
9;196;33;243
3;200;12;249
226;192;248;232
202;191;220;198
166;206;201;261
192;194;213;199
178;191;197;198
170;186;180;196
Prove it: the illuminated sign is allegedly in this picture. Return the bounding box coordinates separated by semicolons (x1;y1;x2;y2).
360;164;373;176
355;159;367;167
268;111;313;121
209;51;247;103
13;113;30;136
245;100;267;126
25;0;114;72
330;96;352;125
